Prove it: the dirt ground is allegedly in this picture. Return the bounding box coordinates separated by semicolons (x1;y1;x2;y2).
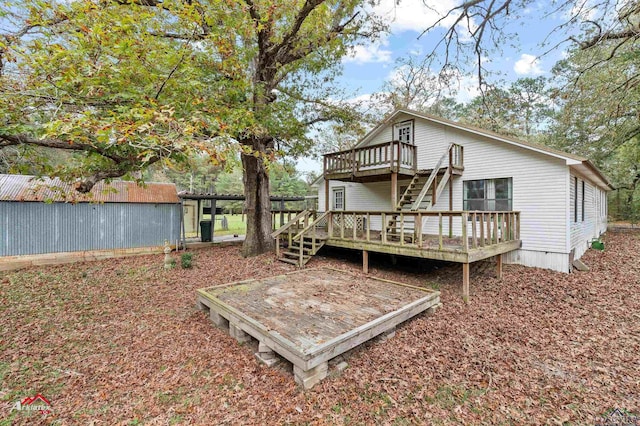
1;231;638;425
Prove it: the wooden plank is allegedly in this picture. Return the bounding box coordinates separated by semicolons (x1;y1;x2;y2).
363;250;369;274
479;213;485;247
381;212;387;244
462;212;469;251
467;240;522;262
462;263;470;303
391;172;398;206
496;254;503;280
328;212;334;237
366;212;371;242
353;213;357;240
471;212;477;248
325;238;470;263
324;177;329;211
438;213;443;250
197;267;440;372
305;293;440;363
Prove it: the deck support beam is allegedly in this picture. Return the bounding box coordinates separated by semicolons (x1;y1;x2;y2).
363;250;369;274
324;178;330;211
391;172;398;207
462;263;470;303
294;362;328;390
255;342;279;367
229;323;251;344
496;254;503;280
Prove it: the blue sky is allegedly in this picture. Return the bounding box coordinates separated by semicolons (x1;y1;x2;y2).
297;0;584;176
339;0;578;98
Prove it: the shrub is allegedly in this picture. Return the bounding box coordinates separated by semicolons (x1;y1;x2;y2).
181;253;193;269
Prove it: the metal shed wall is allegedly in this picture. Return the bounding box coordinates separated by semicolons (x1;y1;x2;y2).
0;202;180;256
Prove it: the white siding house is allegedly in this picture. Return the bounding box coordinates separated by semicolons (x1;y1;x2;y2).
316;109;612;273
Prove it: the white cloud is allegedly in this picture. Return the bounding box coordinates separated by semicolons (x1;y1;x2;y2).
344;42;393;64
372;0;462;33
568;0;598;21
514;54;544;75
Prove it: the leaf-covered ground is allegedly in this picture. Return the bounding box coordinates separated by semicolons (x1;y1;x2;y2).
1;232;638;425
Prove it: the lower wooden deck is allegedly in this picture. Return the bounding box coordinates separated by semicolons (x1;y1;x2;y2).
196;268;441;389
321;231;522;263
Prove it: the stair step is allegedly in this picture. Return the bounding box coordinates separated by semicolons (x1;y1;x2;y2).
289;246;314;253
283;251;310;258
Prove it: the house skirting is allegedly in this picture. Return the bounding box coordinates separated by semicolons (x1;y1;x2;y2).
503;249;572;273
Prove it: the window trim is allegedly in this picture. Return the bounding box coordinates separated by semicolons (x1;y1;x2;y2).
332;187;345;211
392;120;414;144
581;180;585;222
574;176;578;223
463;177;513;212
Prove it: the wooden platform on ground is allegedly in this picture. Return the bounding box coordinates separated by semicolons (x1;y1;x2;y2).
196;267;441;389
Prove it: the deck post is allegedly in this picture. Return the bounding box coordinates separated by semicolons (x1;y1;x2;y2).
366;213;371;242
462;263;470;303
381;213;387;244
496;254;503;280
280;198;285;226
448;175;453;238
275;236;280;257
324;178;329;211
363;250;369;274
391;172;398;207
462;212;469;251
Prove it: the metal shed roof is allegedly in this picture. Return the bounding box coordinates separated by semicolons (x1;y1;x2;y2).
0;174;179;204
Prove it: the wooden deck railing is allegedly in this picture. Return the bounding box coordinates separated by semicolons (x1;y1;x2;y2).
325;210;520;251
271;209;313;257
324;140;417;176
271;209;306;229
292;211;330;264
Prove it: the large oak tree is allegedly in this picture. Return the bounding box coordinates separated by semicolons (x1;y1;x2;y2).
0;0;383;255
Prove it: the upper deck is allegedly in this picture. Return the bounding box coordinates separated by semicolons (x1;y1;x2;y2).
323;140;464;182
323;140;417;182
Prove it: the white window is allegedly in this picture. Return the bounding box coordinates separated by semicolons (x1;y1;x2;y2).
393;121;413;144
332;187;345;211
463;178;512;211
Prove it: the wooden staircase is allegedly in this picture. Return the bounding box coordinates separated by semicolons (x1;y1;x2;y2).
274;211;329;267
279;235;326;266
385;144;457;242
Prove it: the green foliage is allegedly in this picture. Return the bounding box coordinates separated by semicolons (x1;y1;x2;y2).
0;0;383;187
180;253;193;269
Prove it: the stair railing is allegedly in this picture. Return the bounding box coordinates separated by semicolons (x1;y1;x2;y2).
292;211;330;266
271;209;312;258
411;143;454;210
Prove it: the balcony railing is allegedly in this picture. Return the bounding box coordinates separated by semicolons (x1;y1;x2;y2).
323;140;416;178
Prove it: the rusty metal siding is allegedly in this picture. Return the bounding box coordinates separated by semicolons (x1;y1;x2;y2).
0;174;179;204
0;202;180;256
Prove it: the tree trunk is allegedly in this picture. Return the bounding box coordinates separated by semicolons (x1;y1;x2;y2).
240;137;274;257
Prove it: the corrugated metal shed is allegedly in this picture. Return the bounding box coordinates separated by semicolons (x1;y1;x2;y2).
0;174;179;204
0;174;181;256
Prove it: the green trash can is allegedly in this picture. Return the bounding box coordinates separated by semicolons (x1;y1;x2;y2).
200;220;212;242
